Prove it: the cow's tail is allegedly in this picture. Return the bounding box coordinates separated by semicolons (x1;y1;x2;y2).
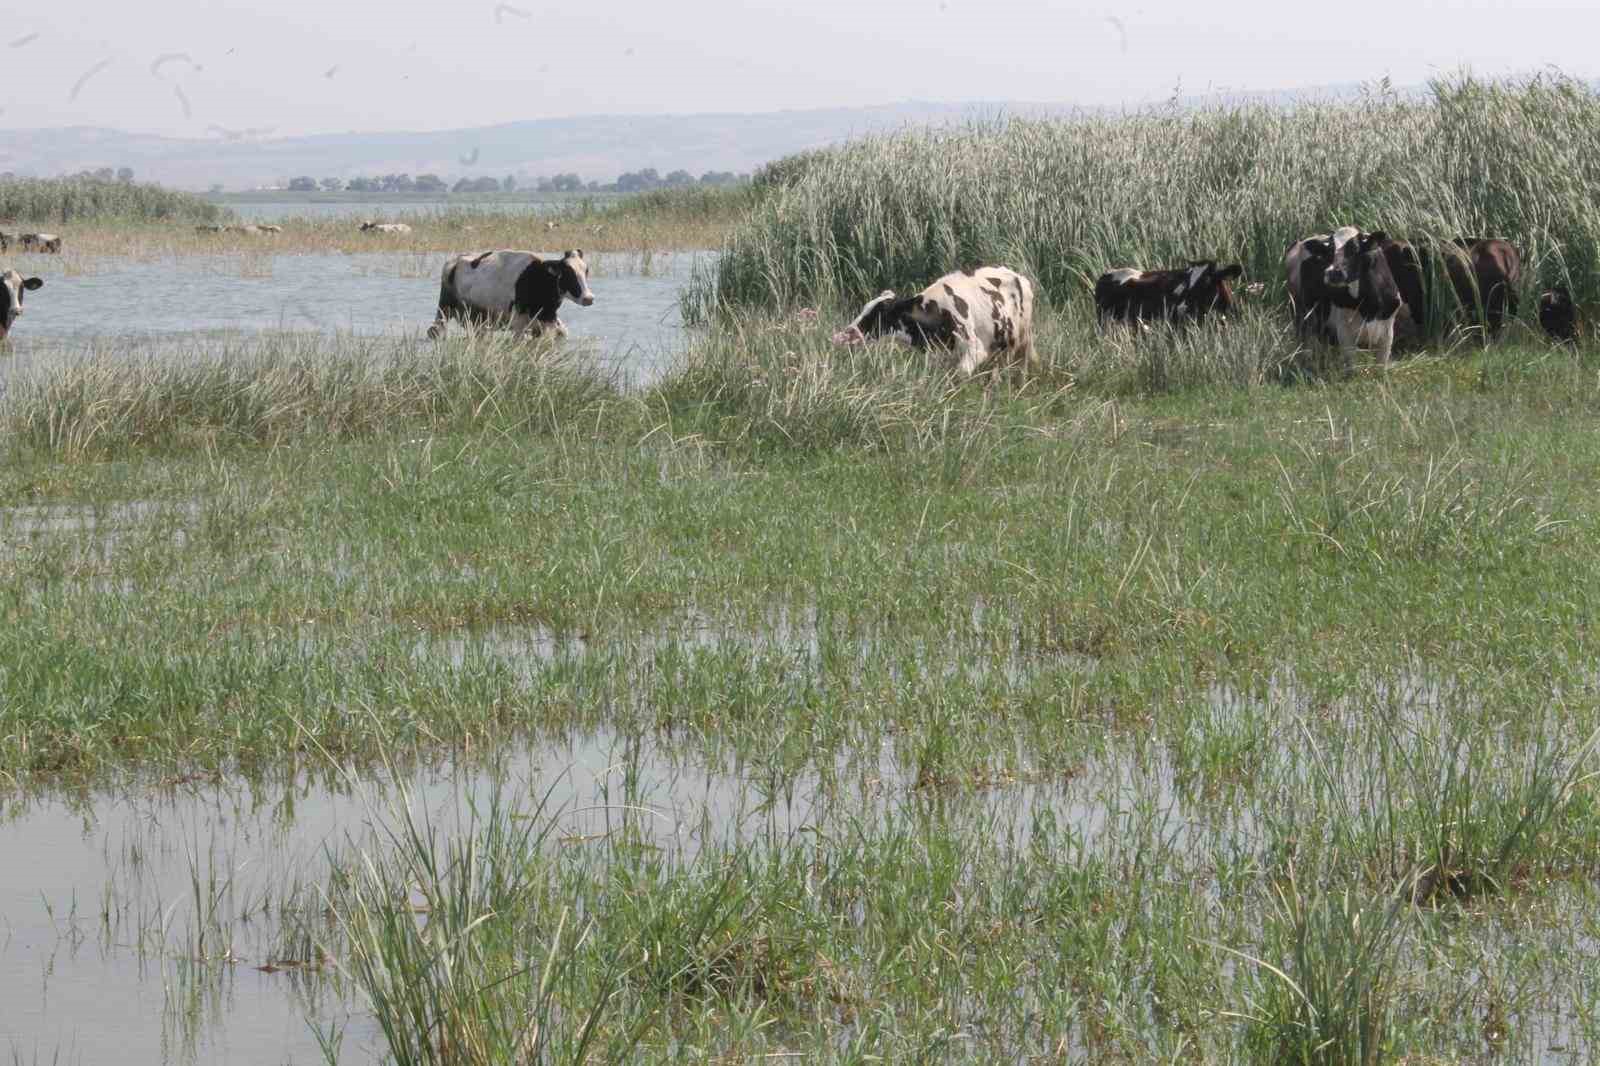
428;258;462;339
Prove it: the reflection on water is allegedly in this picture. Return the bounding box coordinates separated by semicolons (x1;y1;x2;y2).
0;712;1157;1066
0;251;707;388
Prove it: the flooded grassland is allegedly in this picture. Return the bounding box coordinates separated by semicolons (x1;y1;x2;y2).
4;302;1600;1063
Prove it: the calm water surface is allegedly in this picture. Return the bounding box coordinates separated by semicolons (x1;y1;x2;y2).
1;250;706;387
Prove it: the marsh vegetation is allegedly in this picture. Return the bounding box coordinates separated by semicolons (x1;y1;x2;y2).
6;76;1600;1065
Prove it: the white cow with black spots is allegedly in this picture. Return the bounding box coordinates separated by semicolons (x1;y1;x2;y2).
832;266;1037;376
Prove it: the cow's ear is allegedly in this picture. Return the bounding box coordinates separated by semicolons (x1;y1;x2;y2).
22;277;43;291
1365;230;1389;248
1217;264;1242;281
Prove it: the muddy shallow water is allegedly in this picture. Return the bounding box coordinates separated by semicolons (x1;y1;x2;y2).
0;250;707;388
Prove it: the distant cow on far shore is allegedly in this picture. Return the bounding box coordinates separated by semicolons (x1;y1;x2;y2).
361;221;411;234
20;233;62;253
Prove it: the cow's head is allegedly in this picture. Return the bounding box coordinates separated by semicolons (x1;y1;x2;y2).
1177;260;1244;320
0;270;44;342
550;249;594;306
832;290;915;345
1322;229;1387;294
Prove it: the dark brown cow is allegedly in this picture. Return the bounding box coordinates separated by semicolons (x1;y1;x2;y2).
1093;261;1242;327
1443;237;1520;337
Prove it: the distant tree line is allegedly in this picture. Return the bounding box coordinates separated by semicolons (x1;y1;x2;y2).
277;168;749;195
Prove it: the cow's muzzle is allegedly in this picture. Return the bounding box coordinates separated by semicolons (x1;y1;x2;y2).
579;294;595;307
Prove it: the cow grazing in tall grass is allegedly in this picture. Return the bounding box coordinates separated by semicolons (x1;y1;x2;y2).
1442;237;1521;337
831;266;1037;376
0;269;44;342
427;249;595;340
1093;261;1243;327
1285;227;1402;367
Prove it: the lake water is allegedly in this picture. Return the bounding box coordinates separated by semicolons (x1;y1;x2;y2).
0;250;708;389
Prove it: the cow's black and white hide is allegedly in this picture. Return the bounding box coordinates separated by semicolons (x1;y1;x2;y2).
1093;261;1242;327
1285;226;1402;367
427;249;595;340
0;269;44;342
831;266;1037;376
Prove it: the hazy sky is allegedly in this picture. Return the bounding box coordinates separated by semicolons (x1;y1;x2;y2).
3;0;1596;138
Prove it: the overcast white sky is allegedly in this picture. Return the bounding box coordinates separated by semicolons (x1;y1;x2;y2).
2;0;1596;137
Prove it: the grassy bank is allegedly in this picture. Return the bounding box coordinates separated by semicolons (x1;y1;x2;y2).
7;184;752;259
695;74;1600;332
6;317;1600;1060
0;176;229;227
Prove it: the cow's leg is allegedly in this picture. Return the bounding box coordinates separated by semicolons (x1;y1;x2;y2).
1368;316;1396;368
1332;312;1359;375
507;311;535;340
955;334;989;377
427;306;448;340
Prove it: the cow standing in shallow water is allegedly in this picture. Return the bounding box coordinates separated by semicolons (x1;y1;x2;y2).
0;269;44;342
1285;227;1402;368
427;249;595;340
1093;261;1242;327
832;266;1037;376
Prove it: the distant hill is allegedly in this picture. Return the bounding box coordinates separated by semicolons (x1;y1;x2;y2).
0;88;1399;192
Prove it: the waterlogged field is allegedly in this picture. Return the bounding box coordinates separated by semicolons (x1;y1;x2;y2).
3;306;1600;1062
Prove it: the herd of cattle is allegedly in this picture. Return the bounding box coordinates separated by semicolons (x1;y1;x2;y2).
0;222;1585;364
835;228;1580;375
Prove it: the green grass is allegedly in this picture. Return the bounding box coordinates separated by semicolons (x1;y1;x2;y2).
0;176;228;226
6;279;1600;1060
691;73;1600;331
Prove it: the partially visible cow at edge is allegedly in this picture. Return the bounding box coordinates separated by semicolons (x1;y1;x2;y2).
20;233;62;253
0;231;11;253
1285;227;1402;368
831;266;1037;377
0;269;44;343
1094;261;1243;327
427;249;595;340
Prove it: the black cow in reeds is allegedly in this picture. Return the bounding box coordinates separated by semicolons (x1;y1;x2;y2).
0;269;45;342
831;266;1037;376
1285;226;1402;368
1539;287;1577;343
427;249;595;340
1093;261;1242;327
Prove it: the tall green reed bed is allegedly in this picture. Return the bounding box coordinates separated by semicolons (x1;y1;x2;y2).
692;73;1600;328
0;176;229;225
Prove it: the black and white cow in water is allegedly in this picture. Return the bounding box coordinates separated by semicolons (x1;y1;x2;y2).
1093;261;1243;326
427;249;595;340
1285;226;1403;367
831;266;1037;376
0;269;44;343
